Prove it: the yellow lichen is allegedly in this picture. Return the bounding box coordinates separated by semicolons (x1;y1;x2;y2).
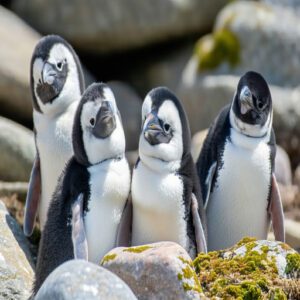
123;245;152;253
285;253;300;277
100;253;117;264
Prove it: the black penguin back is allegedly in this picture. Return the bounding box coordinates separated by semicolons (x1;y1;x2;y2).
33;158;90;294
196;104;231;206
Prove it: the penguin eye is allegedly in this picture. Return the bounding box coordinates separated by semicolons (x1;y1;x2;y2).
164;123;171;133
90;118;95;127
257;100;265;111
56;61;63;71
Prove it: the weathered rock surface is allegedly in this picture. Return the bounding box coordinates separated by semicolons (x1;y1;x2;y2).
194;238;300;299
0;117;35;182
102;242;204;300
12;0;227;53
193;1;300;88
109;81;142;151
35;260;137;300
0;5;39;123
0;201;34;300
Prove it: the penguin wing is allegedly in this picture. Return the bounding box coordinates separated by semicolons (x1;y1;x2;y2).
191;193;207;253
196;105;230;209
268;174;285;242
71;193;88;260
23;155;41;236
115;194;132;247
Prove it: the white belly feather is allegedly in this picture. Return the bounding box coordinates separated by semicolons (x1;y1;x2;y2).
131;161;188;250
85;158;130;263
207;132;271;251
34;102;78;229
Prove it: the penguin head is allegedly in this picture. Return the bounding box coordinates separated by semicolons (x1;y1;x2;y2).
231;71;272;137
72;83;125;166
31;35;84;116
139;87;191;172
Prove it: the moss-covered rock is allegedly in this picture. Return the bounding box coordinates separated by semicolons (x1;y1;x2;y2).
193;238;300;299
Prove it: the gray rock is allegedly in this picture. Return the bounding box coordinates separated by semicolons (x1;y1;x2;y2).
0;117;35;182
109;81;142;151
35;260;137;300
0;5;39;124
102;242;204;300
192;1;300;88
0;201;34;300
12;0;227;53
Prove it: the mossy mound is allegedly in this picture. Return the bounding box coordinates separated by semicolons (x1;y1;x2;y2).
193;238;300;299
194;28;240;72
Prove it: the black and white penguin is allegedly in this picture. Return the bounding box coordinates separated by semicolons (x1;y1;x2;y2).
24;35;85;236
33;83;131;293
131;87;207;258
197;71;285;251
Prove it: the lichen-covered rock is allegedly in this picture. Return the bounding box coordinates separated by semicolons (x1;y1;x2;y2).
193;1;300;88
35;260;137;300
193;238;300;299
102;242;204;300
0;5;39;124
109;81;142;151
12;0;227;53
0;201;34;300
0;117;35;181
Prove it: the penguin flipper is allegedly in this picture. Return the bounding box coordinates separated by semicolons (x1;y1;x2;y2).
268;174;285;242
115;195;132;247
204;162;217;210
71;193;88;260
24;155;41;236
191;193;207;254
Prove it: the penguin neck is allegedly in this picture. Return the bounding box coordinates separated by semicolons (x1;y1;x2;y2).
139;153;181;174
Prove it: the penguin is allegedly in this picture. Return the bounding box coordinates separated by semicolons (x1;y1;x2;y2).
33;83;131;293
196;71;285;251
24;35;85;236
131;87;207;259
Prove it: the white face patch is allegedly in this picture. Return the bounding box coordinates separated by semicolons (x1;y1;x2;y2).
240;86;253;115
81;91;125;165
33;43;81;116
139;99;183;172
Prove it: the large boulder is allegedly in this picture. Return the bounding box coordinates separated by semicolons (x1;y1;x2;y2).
194;238;300;299
101;242;204;300
0;5;39;124
0;117;35;182
192;1;300;88
12;0;228;53
35;260;137;300
0;201;34;300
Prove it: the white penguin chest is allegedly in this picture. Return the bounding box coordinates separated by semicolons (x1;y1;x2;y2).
207;136;271;250
131;162;188;249
34;102;77;228
84;158;130;263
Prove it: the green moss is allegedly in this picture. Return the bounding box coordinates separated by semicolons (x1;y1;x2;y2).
177;255;202;293
100;253;117;264
123;245;152;253
285;253;300;276
194;28;240;72
192;238;294;298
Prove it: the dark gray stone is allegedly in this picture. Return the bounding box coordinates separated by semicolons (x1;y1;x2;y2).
35;260;137;300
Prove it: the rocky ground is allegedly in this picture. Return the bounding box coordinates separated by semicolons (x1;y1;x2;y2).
0;0;300;299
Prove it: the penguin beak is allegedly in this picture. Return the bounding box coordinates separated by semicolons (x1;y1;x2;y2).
92;101;116;139
42;62;57;85
144;112;171;145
